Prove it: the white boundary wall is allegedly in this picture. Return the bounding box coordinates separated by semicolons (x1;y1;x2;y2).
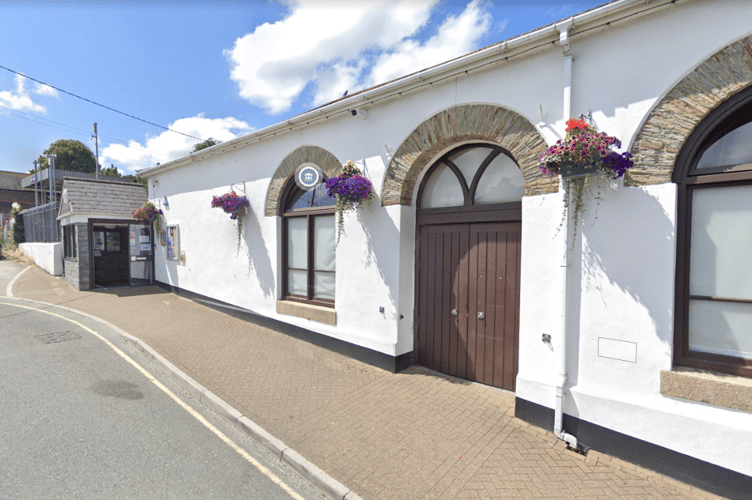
19;243;62;277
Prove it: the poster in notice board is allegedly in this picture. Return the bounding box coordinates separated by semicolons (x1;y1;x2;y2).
166;225;179;260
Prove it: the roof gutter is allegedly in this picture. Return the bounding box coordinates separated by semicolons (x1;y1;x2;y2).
138;0;676;178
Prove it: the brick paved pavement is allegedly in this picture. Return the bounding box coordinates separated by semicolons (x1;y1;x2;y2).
10;265;726;500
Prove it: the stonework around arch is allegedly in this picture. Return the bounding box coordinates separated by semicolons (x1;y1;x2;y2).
380;104;556;206
265;145;343;216
627;34;752;186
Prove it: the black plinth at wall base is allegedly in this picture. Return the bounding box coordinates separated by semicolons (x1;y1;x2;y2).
514;397;752;500
155;281;413;373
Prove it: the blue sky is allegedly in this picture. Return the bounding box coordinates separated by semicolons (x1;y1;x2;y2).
0;1;605;175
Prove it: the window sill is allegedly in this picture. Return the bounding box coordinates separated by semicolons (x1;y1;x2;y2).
276;300;336;325
660;367;752;413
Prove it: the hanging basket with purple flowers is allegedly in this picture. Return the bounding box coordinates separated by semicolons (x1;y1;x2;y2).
325;161;374;243
538;118;634;239
211;191;250;252
133;201;163;234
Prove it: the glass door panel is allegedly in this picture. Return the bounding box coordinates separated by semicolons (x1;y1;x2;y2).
129;223;153;285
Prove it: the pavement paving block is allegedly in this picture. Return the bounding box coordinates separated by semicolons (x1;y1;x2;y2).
7;266;730;500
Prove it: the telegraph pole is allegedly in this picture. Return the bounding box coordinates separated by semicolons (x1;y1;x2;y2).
33;160;39;207
47;153;58;242
47;153;56;204
93;122;100;179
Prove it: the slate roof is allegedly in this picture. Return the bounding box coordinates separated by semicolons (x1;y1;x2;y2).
58;178;147;220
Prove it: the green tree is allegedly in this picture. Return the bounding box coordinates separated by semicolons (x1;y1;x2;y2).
34;139;97;173
99;163;148;191
100;164;120;177
192;138;221;152
124;174;148;191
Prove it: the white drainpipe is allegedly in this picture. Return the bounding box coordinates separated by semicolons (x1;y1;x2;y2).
554;19;578;450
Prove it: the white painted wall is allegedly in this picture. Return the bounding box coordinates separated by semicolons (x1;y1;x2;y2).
513;1;752;476
143;0;752;475
520;180;679;406
19;242;62;277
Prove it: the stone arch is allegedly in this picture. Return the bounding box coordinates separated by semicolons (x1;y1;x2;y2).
380;104;555;206
627;34;752;186
264;145;342;216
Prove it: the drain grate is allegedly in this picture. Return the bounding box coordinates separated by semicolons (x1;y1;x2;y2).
35;331;81;344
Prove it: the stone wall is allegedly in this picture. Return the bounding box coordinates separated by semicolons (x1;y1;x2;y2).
380;104;556;206
264;145;343;216
628;35;752;186
64;223;90;290
63;255;78;289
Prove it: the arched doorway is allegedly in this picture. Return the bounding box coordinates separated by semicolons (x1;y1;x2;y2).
415;144;523;391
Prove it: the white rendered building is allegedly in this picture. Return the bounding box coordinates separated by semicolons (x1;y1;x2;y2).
139;1;752;496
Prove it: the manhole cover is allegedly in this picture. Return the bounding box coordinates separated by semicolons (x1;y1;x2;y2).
35;331;81;344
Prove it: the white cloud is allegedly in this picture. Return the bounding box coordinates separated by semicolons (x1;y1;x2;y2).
364;1;492;88
100;114;252;174
0;75;47;113
225;0;439;114
311;61;365;106
33;82;58;97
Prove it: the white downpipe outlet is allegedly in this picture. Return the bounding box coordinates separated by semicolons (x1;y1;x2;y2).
556;176;578;450
554;21;578;451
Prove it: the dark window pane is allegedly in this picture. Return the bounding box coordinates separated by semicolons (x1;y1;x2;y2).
311;183;337;208
287;183;336;211
106;231;121;252
696;120;752;170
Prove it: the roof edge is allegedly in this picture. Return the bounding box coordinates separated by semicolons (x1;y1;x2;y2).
138;0;676;178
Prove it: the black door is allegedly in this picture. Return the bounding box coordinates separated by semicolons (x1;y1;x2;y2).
93;226;129;287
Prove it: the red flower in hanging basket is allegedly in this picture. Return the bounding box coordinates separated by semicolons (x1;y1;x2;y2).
565;118;590;132
537;118;632;179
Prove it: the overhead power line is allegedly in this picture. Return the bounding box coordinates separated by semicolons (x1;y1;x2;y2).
0;64;205;142
0;104;184;161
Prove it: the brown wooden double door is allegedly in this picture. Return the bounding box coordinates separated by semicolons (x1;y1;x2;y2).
416;221;521;391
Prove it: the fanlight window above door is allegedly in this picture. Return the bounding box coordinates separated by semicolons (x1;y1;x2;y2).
419;145;524;209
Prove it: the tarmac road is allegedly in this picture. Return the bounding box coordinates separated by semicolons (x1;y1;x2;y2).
0;275;325;500
0;259;24;295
